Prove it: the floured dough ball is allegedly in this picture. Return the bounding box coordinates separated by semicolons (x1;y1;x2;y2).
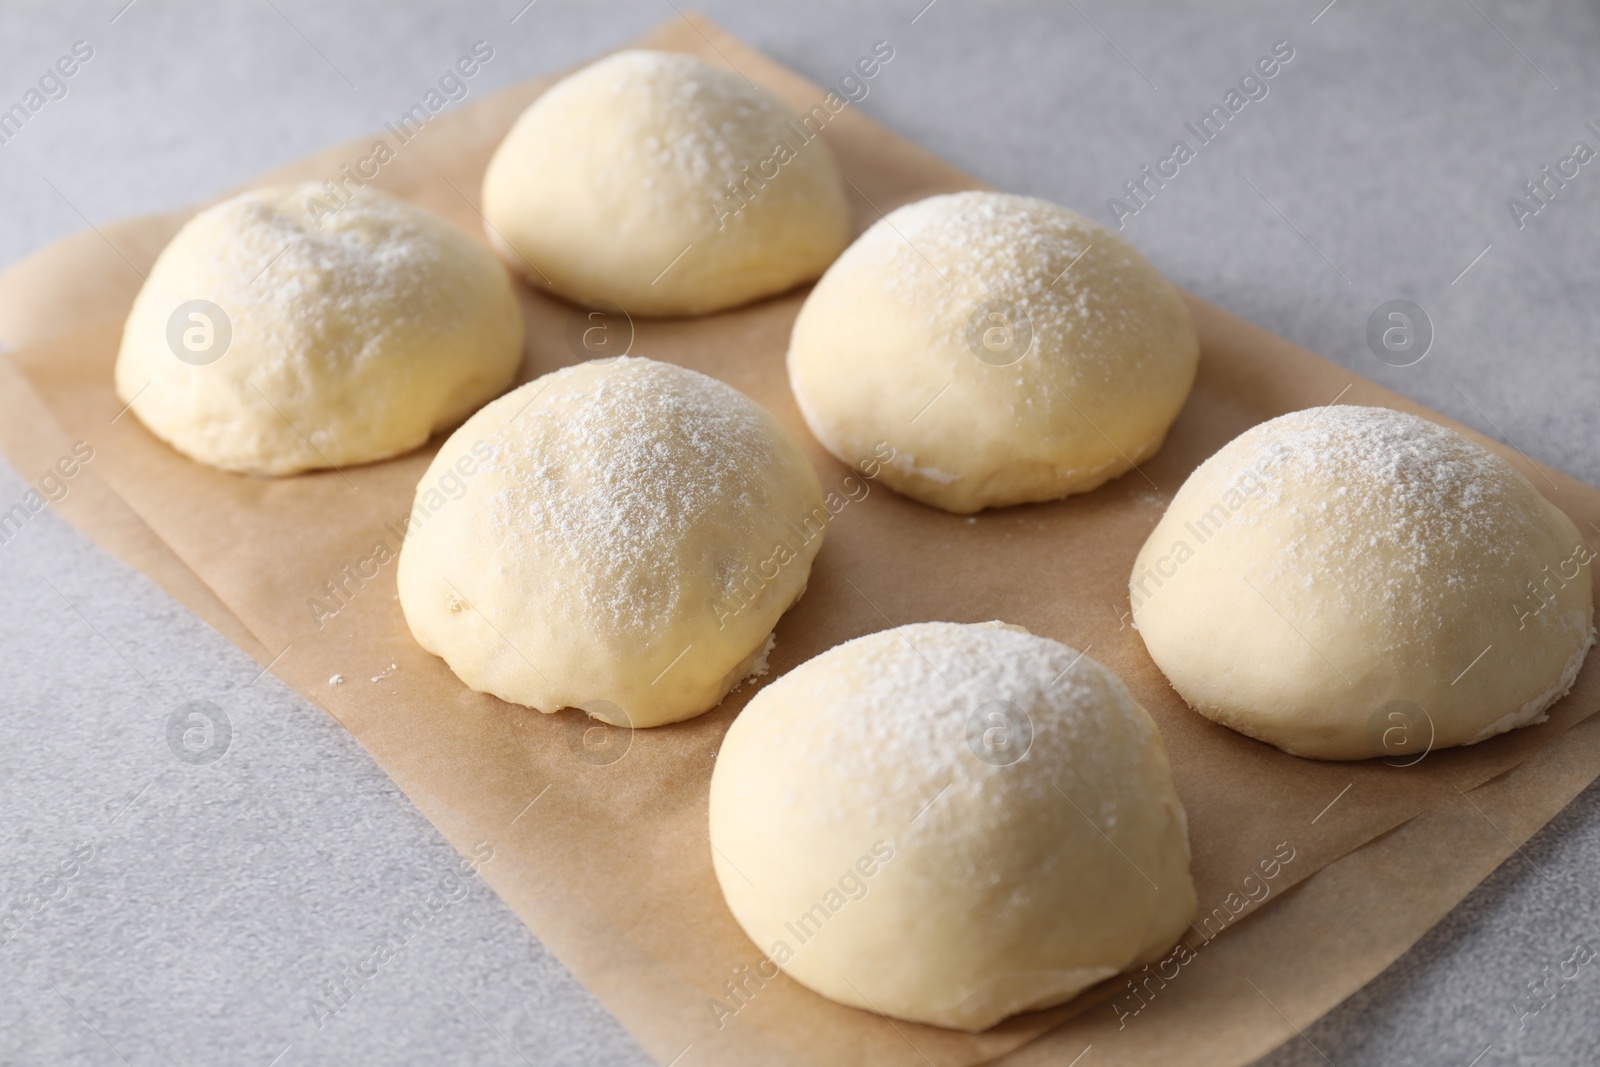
114;184;524;475
397;357;826;728
709;621;1196;1031
787;191;1198;513
1132;406;1595;760
481;49;852;316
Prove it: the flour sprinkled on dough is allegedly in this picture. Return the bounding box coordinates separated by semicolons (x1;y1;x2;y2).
788;191;1198;512
114;183;523;474
397;357;826;728
710;621;1196;1030
482;49;851;315
1133;404;1595;759
870;191;1148;371
480;358;784;635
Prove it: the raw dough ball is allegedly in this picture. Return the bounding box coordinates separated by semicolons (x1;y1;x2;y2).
1132;406;1595;760
115;184;524;475
787;191;1198;513
397;357;826;728
708;621;1196;1031
481;49;852;317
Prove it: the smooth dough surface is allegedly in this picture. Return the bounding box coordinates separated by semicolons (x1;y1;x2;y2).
481;49;852;317
397;357;826;728
787;191;1198;513
708;621;1196;1031
115;183;524;475
1132;406;1595;760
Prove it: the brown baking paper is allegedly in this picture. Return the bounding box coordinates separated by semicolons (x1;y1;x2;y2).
4;15;1600;1067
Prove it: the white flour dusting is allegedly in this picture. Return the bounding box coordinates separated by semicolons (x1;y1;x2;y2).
478;358;789;637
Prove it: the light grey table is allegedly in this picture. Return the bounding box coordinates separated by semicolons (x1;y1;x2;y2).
2;2;1598;1064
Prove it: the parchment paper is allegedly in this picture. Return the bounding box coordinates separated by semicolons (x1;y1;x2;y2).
4;15;1600;1067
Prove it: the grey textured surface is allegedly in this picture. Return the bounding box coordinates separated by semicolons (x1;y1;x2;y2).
2;1;1599;1064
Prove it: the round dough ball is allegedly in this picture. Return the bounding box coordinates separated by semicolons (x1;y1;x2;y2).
787;191;1198;513
481;49;852;317
709;621;1196;1031
114;184;524;475
397;357;826;728
1132;406;1595;760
